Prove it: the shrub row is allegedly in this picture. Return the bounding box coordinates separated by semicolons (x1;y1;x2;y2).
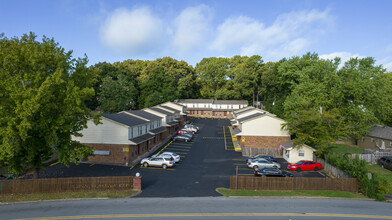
326;153;388;200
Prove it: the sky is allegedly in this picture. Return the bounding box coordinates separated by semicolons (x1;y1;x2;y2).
1;0;392;70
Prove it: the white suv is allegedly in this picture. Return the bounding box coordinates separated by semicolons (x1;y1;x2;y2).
141;157;174;169
151;152;181;163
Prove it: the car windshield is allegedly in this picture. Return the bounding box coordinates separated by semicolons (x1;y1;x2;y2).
296;161;304;165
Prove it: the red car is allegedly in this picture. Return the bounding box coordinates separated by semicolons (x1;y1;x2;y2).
287;160;323;171
177;129;193;136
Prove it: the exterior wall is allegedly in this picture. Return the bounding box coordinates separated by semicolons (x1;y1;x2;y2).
358;136;392;149
283;145;315;164
72;119;131;145
241;116;289;136
239;135;291;149
84;143;131;164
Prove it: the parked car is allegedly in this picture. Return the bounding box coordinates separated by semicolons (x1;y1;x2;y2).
172;134;191;142
184;124;199;131
248;159;281;170
152;152;181;163
378;156;392;171
246;155;277;163
254;167;293;177
182;126;198;134
177;129;193;136
176;130;193;139
287;160;323;171
140;156;174;169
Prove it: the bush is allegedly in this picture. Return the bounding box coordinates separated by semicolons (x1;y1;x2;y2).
327;153;388;200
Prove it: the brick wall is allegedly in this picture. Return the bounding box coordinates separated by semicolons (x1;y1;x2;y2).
84;143;131;164
239;136;291;148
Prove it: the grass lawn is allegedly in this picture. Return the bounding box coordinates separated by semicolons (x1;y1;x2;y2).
368;164;392;194
0;190;139;203
216;188;367;199
329;144;364;155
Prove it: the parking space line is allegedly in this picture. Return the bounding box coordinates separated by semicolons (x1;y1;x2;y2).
166;148;190;152
129;166;134;170
233;163;247;166
168;145;191;148
89;163;95;167
223;126;227;150
172;152;188;155
50;161;59;166
140;167;176;170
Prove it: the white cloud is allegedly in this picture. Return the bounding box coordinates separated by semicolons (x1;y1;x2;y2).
320;52;364;68
100;7;164;54
172;5;213;55
210;9;332;59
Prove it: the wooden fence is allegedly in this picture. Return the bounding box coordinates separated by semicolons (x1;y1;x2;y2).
230;176;358;192
242;147;281;157
0;176;136;194
313;157;352;178
351;152;392;164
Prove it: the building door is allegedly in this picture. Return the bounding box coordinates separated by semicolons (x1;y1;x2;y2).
224;111;227;116
201;110;204;115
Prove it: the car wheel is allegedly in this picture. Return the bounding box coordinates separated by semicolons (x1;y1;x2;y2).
296;167;301;172
143;162;148;167
253;165;259;170
314;167;319;171
162;164;168;169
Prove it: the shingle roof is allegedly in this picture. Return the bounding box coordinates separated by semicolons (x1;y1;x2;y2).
234;106;254;113
213;100;248;105
237;112;266;123
159;105;180;113
149;127;167;135
165;121;178;127
235;107;259;116
369;126;392;140
281;140;295;149
126;110;162;121
129;133;154;145
148;107;173;116
179;99;214;104
103;113;148;127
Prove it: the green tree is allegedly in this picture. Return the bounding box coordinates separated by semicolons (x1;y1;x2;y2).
98;74;138;113
0;33;96;177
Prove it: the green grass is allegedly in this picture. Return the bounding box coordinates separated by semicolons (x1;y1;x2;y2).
216;188;367;199
0;190;139;203
329;144;364;155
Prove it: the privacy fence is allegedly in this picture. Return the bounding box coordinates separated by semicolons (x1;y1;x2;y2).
351;152;392;164
0;176;141;194
230;176;358;192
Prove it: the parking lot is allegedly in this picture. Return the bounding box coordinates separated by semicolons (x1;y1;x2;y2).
35;117;328;197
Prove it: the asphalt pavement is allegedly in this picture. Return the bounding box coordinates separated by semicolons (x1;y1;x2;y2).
32;117;328;197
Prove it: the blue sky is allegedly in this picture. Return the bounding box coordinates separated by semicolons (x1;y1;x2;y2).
1;0;392;70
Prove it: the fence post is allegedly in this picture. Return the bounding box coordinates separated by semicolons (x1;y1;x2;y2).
132;176;142;191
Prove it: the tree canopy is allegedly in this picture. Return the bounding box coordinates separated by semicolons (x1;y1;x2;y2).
0;33;97;177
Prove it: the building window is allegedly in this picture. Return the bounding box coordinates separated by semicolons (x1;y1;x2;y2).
298;150;305;157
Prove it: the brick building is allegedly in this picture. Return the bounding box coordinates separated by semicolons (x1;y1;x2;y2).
231;107;290;156
72;102;185;165
178;99;248;118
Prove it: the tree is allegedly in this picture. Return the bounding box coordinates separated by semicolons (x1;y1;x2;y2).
98;74;138;113
0;33;96;177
